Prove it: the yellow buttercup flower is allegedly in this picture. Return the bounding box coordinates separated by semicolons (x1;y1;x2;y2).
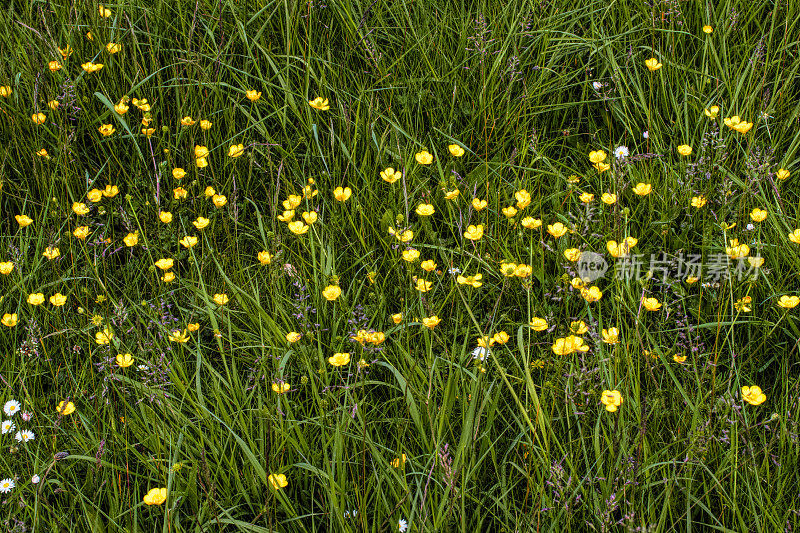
162;272;175;283
50;293;67;306
116;353;134;368
168;329;190;343
750;208;767;222
594;162;610;173
602;328;619;344
422;316;441;329
36;149;50;159
601;192;617;205
328;352;350;366
704;105;720;118
180;236;198;248
547;222;568;238
420;260;437;272
172;168;186;180
515;189;532;209
43;246;60;259
581;286;603;302
691;196;707;208
56;401;76;415
741;386;766;406
725;239;750;259
143;488;167;506
601;390;623;412
195;145;209;159
463;224;484;241
641;297;662;311
415;151;433;165
96;123;114;138
142;127;156;137
789;229;800;244
180;116;196;126
644;57;662;71
32;113;46;125
272;382;290;394
228;144;245;158
391;313;403;324
81;62;103;73
257;251;272;265
106;42;122;54
416;203;435;216
102;184;119;198
268;473;288;490
551;335;589;355
579;192;594;203
588;150;607;164
277;210;295;222
456;273;483;288
99;4;112;17
502;206;518;218
155;258;174;270
1;314;18;327
95;325;114;345
322;285;341;301
677;145;692;156
415;278;433;292
121;232;138;247
563;248;581;262
212;194;227;208
703;25;713;34
776;168;790;180
73;226;89;239
380;167;401;183
174;187;188;200
246;90;262;102
73;202;90;215
49;60;62;71
521;217;542;229
193;217;210;230
0;262;14;276
333;186;352;202
200;119;212;130
632;183;652;196
187;323;200;332
48;100;59;110
286;331;302;343
308;96;329;110
213;293;229;306
402;249;420;262
444;189;460;200
472;198;488;211
205;186;216;197
27;293;45;306
529;317;548;331
0;86;11;97
777;295;800;309
448;144;465;157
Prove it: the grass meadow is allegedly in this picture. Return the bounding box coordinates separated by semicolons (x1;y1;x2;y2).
1;0;800;531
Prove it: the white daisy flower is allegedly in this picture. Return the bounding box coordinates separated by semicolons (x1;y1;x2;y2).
15;430;34;443
1;420;15;434
137;364;149;371
31;474;40;484
0;478;14;493
398;518;408;532
447;267;461;274
472;346;490;362
3;400;21;417
614;145;629;159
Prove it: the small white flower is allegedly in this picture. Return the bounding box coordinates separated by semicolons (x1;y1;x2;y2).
31;474;40;484
592;81;603;91
398;518;408;532
15;430;34;443
0;478;14;493
137;364;149;371
642;131;649;139
3;400;21;417
746;223;755;231
614;146;629;159
447;267;461;274
1;420;15;434
472;346;490;362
